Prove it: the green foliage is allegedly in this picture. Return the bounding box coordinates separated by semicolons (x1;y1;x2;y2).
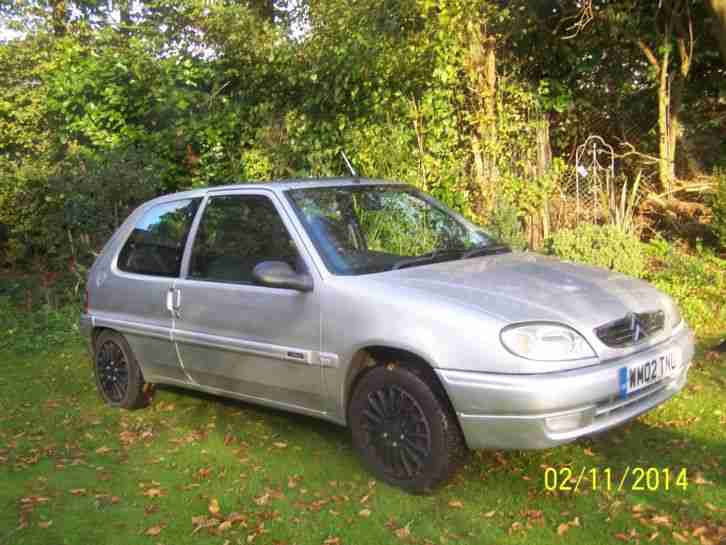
0;147;162;268
644;238;726;332
546;224;646;278
710;170;726;249
0;0;722;272
0;275;80;353
482;195;527;250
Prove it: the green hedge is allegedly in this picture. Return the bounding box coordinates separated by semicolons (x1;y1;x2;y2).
545;224;646;278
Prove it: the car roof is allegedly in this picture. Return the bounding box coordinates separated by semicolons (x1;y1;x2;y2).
148;177;404;205
210;177;401;192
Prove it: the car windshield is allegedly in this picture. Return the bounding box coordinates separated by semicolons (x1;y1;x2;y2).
286;184;507;275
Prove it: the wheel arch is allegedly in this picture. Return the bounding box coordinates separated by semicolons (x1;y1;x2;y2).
91;326;110;352
343;345;456;425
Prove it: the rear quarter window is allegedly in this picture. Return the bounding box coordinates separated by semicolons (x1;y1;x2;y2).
117;198;200;277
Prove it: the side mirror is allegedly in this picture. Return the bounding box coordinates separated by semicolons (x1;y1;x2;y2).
252;261;313;292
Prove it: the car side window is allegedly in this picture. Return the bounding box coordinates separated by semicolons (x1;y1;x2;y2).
189;194;303;284
118;199;200;277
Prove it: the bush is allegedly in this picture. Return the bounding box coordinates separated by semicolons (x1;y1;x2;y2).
546;224;645;277
711;170;726;250
0;147;163;270
483;195;528;250
644;239;726;332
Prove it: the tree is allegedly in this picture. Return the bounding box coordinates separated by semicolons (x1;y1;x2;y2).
706;0;726;66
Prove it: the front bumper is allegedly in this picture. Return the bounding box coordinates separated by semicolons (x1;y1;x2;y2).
436;324;695;449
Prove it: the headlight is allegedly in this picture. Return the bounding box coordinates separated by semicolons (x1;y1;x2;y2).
500;323;596;361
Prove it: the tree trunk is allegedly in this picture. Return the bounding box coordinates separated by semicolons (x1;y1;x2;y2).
250;0;275;23
466;23;498;208
657;47;675;194
536;116;552;178
638;0;693;194
119;0;131;29
706;0;726;67
51;0;66;36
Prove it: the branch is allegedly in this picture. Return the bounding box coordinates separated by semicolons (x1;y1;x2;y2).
561;0;594;40
637;39;659;69
614;141;672;166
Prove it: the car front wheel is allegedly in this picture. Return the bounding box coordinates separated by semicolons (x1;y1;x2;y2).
348;364;467;493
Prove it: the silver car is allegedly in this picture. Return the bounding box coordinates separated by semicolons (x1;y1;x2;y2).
80;179;694;492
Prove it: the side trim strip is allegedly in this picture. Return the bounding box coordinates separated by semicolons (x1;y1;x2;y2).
93;316;170;341
90;315;340;369
173;328;325;366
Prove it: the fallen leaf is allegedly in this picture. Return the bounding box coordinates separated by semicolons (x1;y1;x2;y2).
254;492;270;506
273;442;288;449
557;523;570;536
359;509;371;518
483;510;496;518
144;525;163;536
208;498;221;516
394;526;411;539
583;447;595;456
70;489;87;496
704;502;718;512
226;512;246;524
672;531;688;543
95;446;112;454
143;488;163;498
218;520;232;532
448;499;464;509
38;520;52;529
509;522;524;535
693;472;713;485
323;538;341;545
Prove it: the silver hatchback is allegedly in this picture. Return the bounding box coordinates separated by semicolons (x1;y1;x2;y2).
81;179;694;492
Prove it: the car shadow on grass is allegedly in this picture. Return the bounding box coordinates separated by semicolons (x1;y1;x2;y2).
151;381;723;541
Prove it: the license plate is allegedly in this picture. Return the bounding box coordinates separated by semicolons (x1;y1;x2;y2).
618;350;681;398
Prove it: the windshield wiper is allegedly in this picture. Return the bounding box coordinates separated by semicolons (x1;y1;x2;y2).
391;249;463;271
461;243;511;259
391;243;511;271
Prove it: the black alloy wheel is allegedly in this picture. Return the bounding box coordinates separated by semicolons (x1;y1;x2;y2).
92;330;150;410
363;385;432;479
96;339;129;403
349;364;467;493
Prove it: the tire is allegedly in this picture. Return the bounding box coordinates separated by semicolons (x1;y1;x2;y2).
348;364;467;493
93;330;150;410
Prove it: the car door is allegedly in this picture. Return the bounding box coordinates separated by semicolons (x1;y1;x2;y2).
171;190;324;413
98;197;201;383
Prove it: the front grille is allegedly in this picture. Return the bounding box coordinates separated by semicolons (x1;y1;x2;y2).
595;310;665;348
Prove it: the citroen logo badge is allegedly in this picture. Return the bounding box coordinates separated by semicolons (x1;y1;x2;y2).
629;313;642;342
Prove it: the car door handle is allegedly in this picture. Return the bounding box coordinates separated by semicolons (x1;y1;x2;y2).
166;288;182;319
173;288;182;317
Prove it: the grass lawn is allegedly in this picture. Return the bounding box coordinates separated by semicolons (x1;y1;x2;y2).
0;295;724;544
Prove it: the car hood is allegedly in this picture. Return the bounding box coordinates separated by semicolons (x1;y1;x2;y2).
374;252;672;331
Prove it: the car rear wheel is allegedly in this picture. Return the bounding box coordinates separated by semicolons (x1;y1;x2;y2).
93;330;149;410
348;364;467;493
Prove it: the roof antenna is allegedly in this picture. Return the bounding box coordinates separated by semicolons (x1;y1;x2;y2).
340;150;358;177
